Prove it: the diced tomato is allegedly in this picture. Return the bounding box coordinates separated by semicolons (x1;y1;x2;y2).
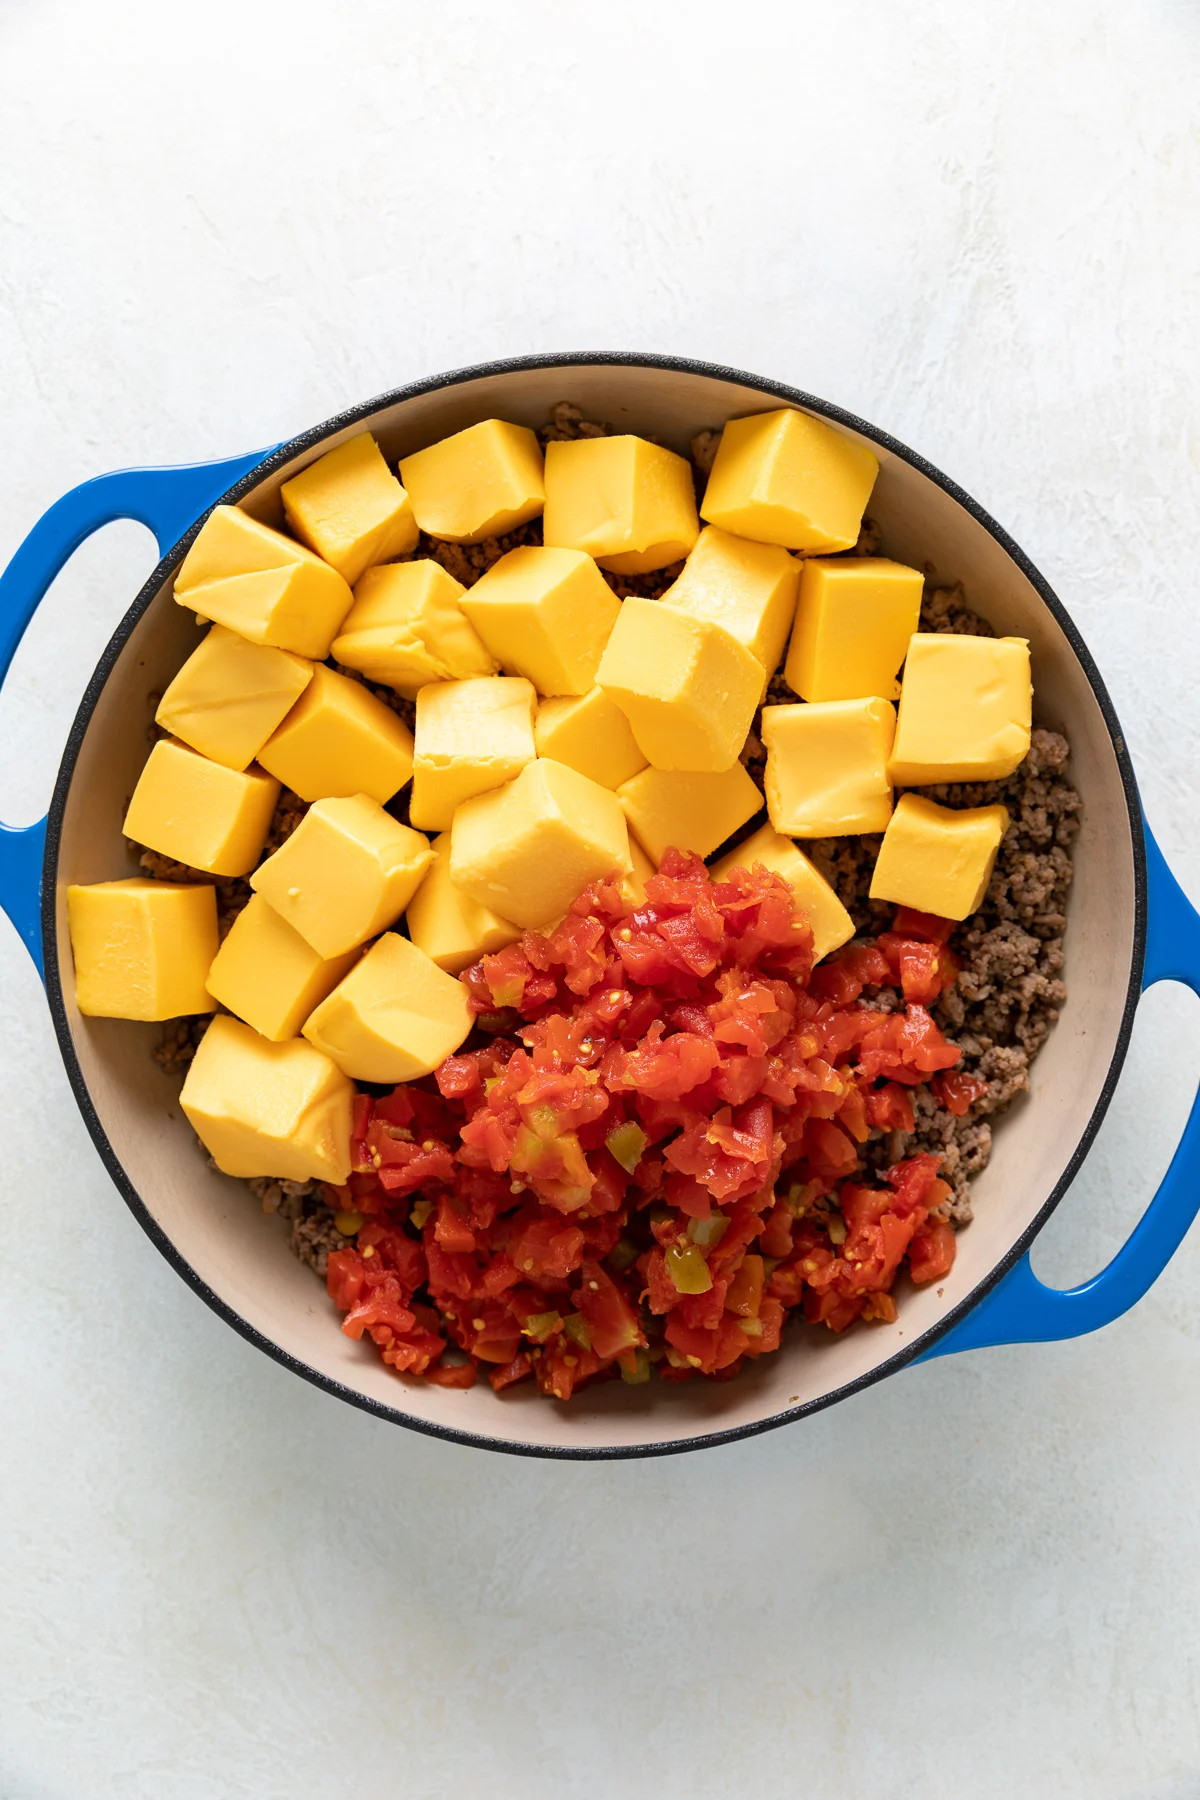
425;1358;478;1389
909;1218;957;1284
574;1261;645;1361
891;905;955;945
725;1253;764;1318
934;1070;989;1116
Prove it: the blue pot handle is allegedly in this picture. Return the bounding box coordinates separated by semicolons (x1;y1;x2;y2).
0;450;273;977
923;816;1200;1358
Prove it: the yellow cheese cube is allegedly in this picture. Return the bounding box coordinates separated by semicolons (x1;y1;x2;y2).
124;739;280;878
533;686;648;790
303;932;473;1083
410;676;537;833
173;505;353;659
701;409;879;553
888;634;1033;785
620;835;657;908
461;547;621;696
331;560;497;697
710;824;854;963
596;597;762;773
399;419;545;544
617;763;762;865
181;1012;354;1184
869;794;1011;920
155;625;313;772
543;435;700;575
450;758;632;929
67;879;218;1020
257;665;415;804
761;699;895;837
251;794;433;958
405;832;520;974
204;895;358;1041
785;558;924;703
280;432;418;585
663;525;798;685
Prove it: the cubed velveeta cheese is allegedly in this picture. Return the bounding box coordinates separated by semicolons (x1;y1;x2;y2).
617;763;762;865
173;505;353;659
663;525;798;686
533;686;648;790
405;832;520;974
123;739;280;878
155;625;313;772
67;879;218;1020
331;560;497;697
280;432;418;585
257;664;415;804
180;1012;354;1184
204;895;358;1041
869;794;1011;920
542;436;700;575
700;409;879;553
761;699;895;837
450;758;632;930
399;419;545;544
251;794;433;958
596;598;762;773
620;835;657;909
710;824;854;963
785;558;924;703
303;932;473;1083
461;547;621;696
410;676;537;832
888;634;1033;785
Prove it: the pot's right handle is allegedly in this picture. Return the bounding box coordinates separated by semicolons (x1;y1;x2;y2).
922;816;1200;1359
0;451;272;977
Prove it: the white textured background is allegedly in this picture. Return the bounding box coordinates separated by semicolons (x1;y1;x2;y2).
3;2;1200;1795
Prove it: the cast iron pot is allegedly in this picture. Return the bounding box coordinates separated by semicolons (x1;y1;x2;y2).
3;353;1198;1459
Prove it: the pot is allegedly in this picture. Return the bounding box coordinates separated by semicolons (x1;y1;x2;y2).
3;352;1198;1459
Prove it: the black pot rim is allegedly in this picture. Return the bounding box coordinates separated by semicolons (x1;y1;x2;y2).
40;349;1147;1461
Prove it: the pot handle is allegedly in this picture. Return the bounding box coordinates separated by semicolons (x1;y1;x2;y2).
922;815;1200;1359
0;450;273;977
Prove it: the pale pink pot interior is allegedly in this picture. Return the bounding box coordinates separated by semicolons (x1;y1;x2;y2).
50;362;1138;1453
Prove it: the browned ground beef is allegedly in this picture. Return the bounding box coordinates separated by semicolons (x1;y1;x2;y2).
147;401;1079;1267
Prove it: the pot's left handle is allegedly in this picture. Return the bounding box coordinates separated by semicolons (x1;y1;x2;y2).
0;450;273;978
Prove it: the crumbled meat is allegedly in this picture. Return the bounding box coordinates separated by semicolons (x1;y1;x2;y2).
690;428;721;475
152;1012;212;1074
247;1176;347;1278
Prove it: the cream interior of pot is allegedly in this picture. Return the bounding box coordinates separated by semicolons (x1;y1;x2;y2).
49;363;1138;1453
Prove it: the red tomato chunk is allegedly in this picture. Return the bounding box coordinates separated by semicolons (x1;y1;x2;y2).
323;858;970;1396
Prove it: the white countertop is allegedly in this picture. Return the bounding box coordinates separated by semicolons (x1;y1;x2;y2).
3;2;1200;1794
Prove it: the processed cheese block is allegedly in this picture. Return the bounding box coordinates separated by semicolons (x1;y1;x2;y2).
533;686;648;790
257;665;415;804
173;505;354;659
123;739;280;878
542;436;700;575
280;432;418;585
761;698;895;838
251;794;433;958
410;676;537;833
303;932;473;1083
204;895;358;1041
888;634;1033;785
785;558;924;703
450;758;632;930
617;763;762;865
405;832;520;974
710;824;854;963
67;879;218;1020
700;409;879;553
155;625;313;772
460;546;620;696
331;560;497;697
597;598;762;774
181;1012;354;1185
620;834;657;909
399;419;545;543
869;794;1011;920
662;525;798;686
